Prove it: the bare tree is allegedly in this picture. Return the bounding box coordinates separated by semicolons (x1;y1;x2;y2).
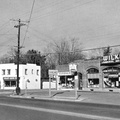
103;46;112;56
44;37;85;65
88;48;104;60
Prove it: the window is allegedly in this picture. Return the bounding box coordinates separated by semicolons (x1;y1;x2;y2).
2;69;5;75
87;68;99;74
37;70;39;75
15;69;17;75
88;79;99;88
4;80;16;87
25;69;27;75
7;69;11;75
31;69;33;74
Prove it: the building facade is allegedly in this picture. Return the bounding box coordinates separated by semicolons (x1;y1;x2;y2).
0;63;41;90
56;54;120;91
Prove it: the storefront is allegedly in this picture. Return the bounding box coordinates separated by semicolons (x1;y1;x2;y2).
56;54;120;91
101;54;120;89
3;77;17;87
87;68;99;88
58;71;74;89
56;63;83;90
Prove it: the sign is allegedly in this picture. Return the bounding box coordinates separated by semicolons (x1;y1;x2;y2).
69;63;77;72
58;72;72;76
49;70;58;78
3;77;17;81
103;68;120;73
102;54;120;64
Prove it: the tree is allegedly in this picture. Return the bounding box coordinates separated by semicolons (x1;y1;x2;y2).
103;46;112;56
0;48;49;78
88;48;104;60
0;48;25;64
24;49;48;78
45;38;85;65
88;46;112;60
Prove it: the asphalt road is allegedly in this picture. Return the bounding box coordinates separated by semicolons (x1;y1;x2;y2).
0;96;120;120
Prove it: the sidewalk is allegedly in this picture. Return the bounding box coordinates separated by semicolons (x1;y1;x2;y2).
9;89;120;106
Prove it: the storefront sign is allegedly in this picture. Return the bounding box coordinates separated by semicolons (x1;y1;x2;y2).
69;63;77;72
103;67;120;73
3;77;17;81
49;70;58;78
102;54;120;64
58;72;71;76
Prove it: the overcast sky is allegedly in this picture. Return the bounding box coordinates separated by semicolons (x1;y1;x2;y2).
0;0;120;56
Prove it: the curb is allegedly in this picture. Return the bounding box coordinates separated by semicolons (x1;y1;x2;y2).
9;94;86;103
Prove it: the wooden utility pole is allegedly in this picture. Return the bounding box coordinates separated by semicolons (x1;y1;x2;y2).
14;19;25;95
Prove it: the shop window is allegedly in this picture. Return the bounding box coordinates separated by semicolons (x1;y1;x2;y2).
7;69;11;75
104;76;119;88
4;80;16;87
88;79;99;88
2;69;5;75
11;81;16;87
87;68;99;74
59;76;75;89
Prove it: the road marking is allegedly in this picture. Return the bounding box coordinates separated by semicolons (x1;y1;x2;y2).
0;103;119;120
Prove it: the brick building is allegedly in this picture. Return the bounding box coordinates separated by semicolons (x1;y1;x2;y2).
56;54;120;91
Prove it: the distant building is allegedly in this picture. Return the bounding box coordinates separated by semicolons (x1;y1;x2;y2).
0;63;41;90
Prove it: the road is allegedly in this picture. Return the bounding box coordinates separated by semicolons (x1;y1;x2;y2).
0;96;119;120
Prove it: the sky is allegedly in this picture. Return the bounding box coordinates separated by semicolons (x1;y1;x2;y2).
0;0;120;56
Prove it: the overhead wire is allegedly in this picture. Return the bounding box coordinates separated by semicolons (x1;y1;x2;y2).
31;0;96;21
24;28;49;43
16;0;96;47
22;0;36;47
0;20;10;32
44;20;120;35
20;0;97;47
19;0;66;19
29;27;56;42
0;27;15;37
4;0;119;55
42;44;120;55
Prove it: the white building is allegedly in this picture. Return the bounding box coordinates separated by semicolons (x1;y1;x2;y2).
0;63;41;90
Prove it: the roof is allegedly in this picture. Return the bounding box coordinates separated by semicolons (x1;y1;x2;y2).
56;64;69;72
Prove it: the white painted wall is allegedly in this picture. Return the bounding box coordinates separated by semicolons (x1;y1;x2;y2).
21;64;41;89
0;63;41;90
43;82;56;89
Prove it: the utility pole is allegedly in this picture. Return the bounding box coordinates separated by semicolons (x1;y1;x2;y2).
14;19;26;95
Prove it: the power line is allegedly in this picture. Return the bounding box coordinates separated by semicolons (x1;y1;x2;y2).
29;27;55;42
42;44;120;55
31;0;96;21
19;0;69;19
0;28;14;37
22;0;36;47
0;20;10;32
43;21;120;36
27;29;50;43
